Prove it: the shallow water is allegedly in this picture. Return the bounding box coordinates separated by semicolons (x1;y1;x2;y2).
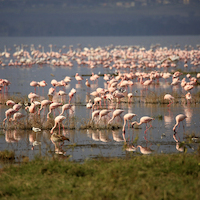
0;36;200;162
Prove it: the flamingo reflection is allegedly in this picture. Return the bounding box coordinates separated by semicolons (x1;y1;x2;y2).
5;130;18;143
173;133;184;152
112;130;124;142
137;142;153;155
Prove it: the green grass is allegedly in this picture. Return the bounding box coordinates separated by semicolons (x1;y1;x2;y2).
0;154;200;200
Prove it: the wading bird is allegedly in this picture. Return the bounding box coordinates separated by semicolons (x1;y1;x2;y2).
50;115;66;134
173;114;187;133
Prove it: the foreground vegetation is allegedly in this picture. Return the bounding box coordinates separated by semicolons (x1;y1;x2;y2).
0;153;200;200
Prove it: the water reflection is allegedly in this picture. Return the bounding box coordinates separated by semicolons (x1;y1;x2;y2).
29;132;42;150
5;130;19;143
92;130;100;142
50;132;70;155
99;131;111;143
137;144;153;155
164;112;173;128
173;133;184;152
112;130;124;142
183;105;193;126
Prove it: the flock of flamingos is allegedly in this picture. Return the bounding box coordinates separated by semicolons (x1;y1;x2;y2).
1;43;200;154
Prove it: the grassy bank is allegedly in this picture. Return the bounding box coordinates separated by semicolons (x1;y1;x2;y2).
0;154;200;200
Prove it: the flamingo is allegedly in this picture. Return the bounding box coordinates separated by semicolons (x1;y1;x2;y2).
86;100;93;109
131;116;154;136
38;100;52;115
185;92;192;104
75;73;83;83
9;112;25;122
30;81;39;93
50;115;66;134
48;87;55;97
13;103;22;111
68;88;76;103
28;92;40;103
85;79;90;92
113;91;124;103
3;108;17;125
92;97;102;110
91;110;100;122
98;109;111;123
6;100;16;106
58;90;67;102
164;94;174;107
25;103;37;114
108;109;124;124
47;102;62;119
122;113;137;132
51;79;58;87
59;104;73;116
127;93;133;103
142;75;153;88
173;114;187;132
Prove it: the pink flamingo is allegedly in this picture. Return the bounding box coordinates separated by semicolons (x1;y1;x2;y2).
90;90;99;98
92;97;102;110
98;109;111;123
91;110;100;122
38;100;52;115
86;100;93;109
30;81;39;93
9;112;25;123
185;92;192;104
164;94;174;107
122;113;137;132
47;102;62;119
3;108;17;125
127;93;133;103
140;75;153;89
113;91;125;103
58;90;67;102
13;103;22;111
48;87;55;97
85;79;91;92
59;104;73;116
68;88;76;103
25;103;37;114
75;73;84;83
108;109;124;124
51;79;58;88
90;72;99;83
6;100;16;106
28;92;40;103
50;115;66;134
131;116;154;138
38;80;47;94
173;114;187;133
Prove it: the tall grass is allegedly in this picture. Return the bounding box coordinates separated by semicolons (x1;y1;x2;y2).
0;153;199;200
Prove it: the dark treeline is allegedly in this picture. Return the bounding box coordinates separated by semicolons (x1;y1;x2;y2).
0;14;200;36
0;0;200;36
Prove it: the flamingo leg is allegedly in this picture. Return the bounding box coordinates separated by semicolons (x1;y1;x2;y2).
176;124;180;132
167;101;172;107
182;121;185;131
62;123;65;133
58;123;61;135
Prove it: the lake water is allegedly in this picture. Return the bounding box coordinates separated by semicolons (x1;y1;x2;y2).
0;36;200;163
